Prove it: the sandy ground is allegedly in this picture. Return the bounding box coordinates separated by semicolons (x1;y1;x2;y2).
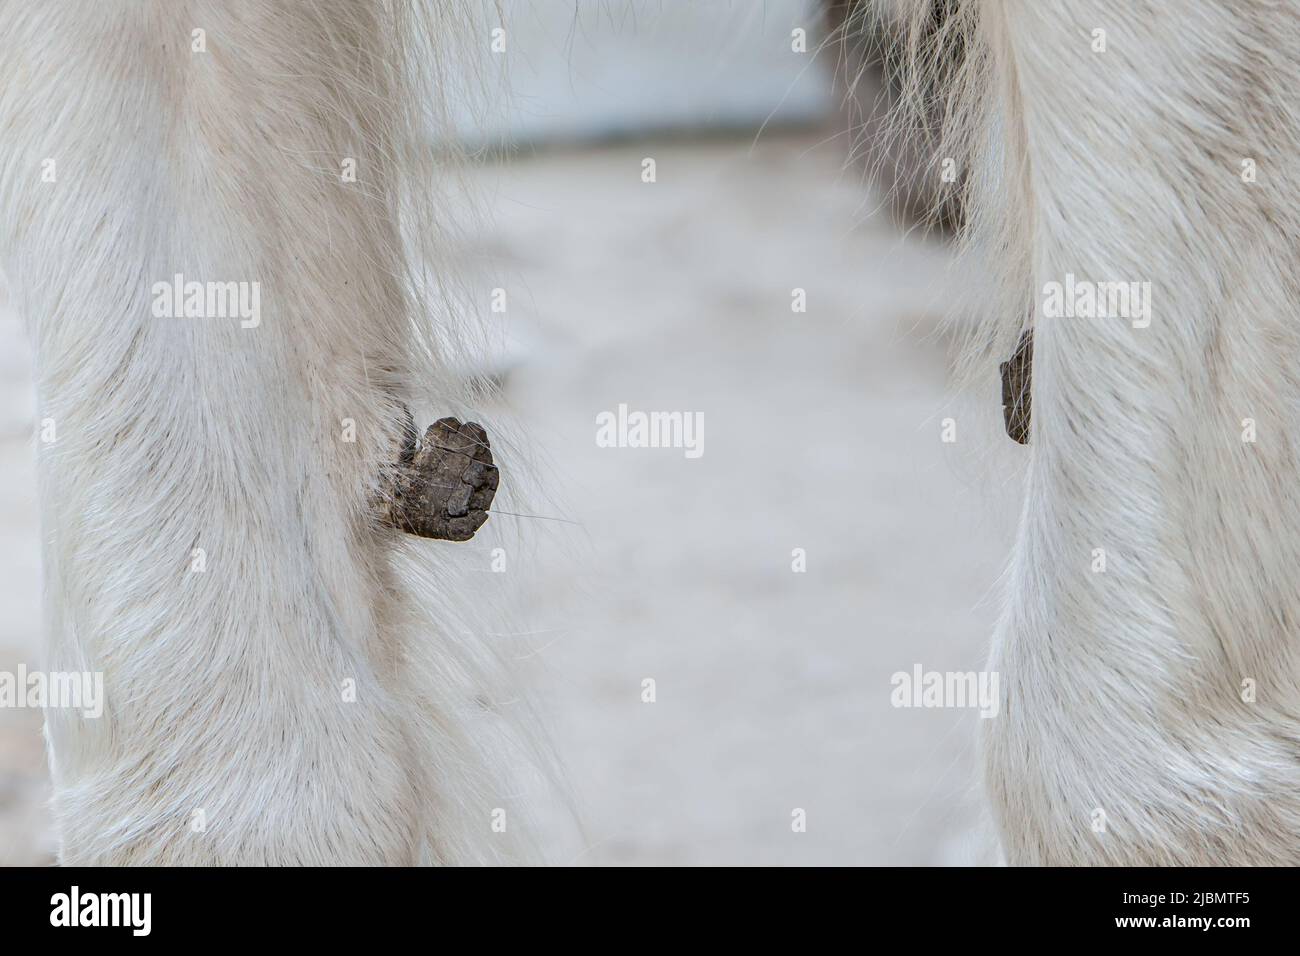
473;129;1017;864
0;129;1017;866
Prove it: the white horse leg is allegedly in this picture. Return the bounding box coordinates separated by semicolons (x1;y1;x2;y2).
0;0;517;864
892;0;1300;862
919;0;1300;864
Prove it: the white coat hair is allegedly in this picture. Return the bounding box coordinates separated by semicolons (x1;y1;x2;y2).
0;0;560;865
885;0;1300;864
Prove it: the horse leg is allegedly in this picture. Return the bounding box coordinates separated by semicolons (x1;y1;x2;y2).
957;0;1300;864
0;0;499;864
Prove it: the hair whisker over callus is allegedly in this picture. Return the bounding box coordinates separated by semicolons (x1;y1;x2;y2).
484;508;582;527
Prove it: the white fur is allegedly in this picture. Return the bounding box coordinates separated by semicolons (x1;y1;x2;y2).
891;0;1300;863
0;0;554;864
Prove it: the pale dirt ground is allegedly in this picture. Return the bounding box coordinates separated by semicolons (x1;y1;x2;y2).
473;129;1018;865
0;129;1018;866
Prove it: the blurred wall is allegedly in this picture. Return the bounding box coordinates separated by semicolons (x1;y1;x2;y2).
453;0;833;147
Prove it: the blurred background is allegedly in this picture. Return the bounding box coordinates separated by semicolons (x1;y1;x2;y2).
0;0;1018;865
